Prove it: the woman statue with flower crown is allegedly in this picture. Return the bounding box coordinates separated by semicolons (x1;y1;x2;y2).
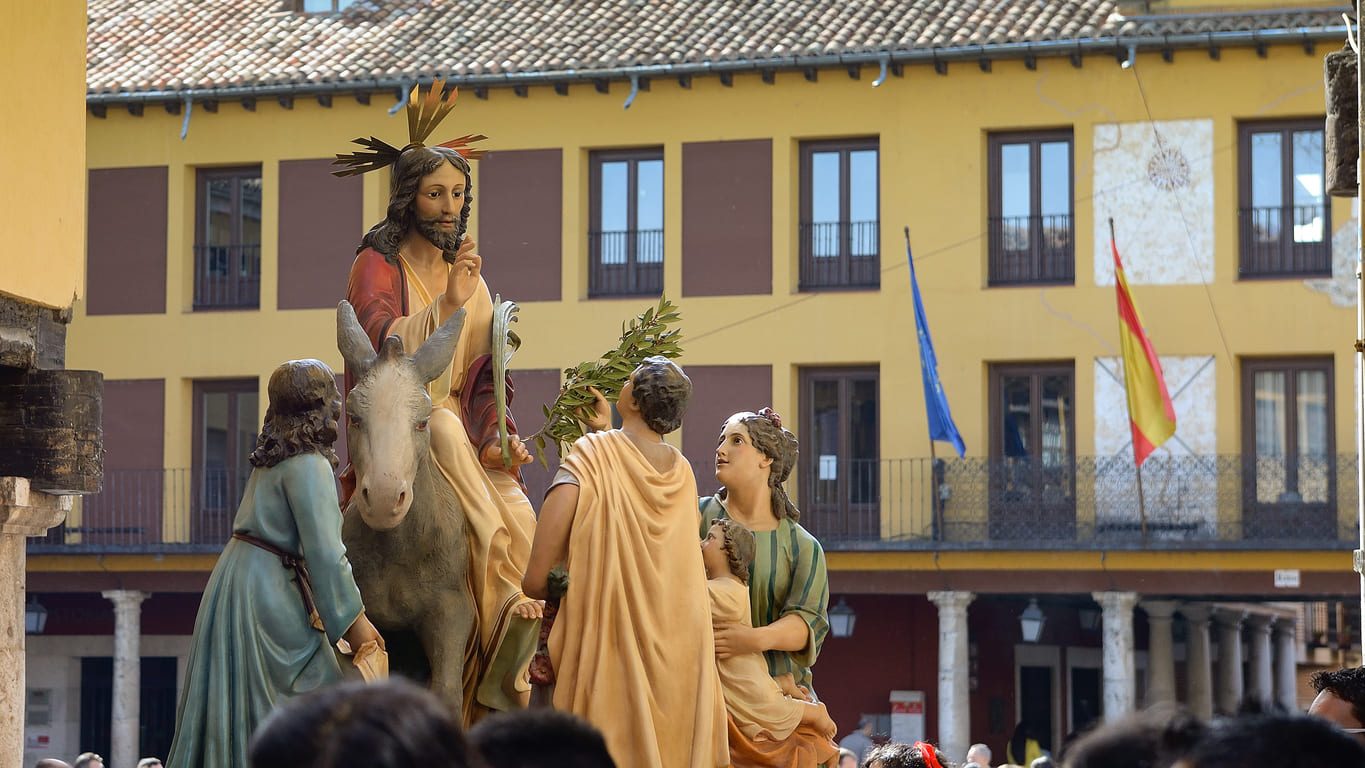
700;407;834;764
333;81;542;724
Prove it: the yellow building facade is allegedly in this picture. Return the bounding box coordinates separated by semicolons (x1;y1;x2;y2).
28;0;1362;762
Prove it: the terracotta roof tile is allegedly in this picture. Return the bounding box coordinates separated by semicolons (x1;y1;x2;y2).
86;0;1350;96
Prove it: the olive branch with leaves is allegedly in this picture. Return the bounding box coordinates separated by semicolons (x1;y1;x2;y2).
527;297;683;467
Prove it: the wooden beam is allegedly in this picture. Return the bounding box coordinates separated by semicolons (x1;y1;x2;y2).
594;79;609;94
89;104;107;119
316;93;332;108
677;74;692;89
554;82;569;96
803;67;818;82
846;64;860;80
1024;55;1037;70
719;71;733;87
240;97;256;112
201;100;217;113
277;94;294;110
163;101;181;115
934;58;948;75
513;84;528;98
354;91;370;105
475;86;489;100
0;368;104;495
126;102;143;117
761;69;776;84
978;59;992;73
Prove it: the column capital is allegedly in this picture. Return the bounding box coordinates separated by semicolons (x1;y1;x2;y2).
1141;600;1179;621
1243;613;1275;633
1092;591;1140;613
0;476;72;536
101;589;150;608
1214;607;1248;629
1179;604;1214;624
1271;616;1298;639
927;590;975;615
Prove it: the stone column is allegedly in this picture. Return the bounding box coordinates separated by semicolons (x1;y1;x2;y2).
1272;617;1299;712
928;591;974;764
1214;608;1247;714
103;589;149;768
0;477;70;768
1245;614;1274;707
1093;591;1139;721
1142;600;1179;708
1181;605;1215;720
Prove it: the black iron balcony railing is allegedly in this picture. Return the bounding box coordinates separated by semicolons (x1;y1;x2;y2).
988;214;1074;285
1238;205;1331;277
588;229;664;297
194;243;261;309
31;455;1358;554
798;220;880;290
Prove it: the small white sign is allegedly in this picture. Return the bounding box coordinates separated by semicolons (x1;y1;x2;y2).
818;455;838;481
1274;569;1300;588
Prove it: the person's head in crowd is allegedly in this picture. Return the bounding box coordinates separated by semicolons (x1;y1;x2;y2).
248;679;475;768
137;759;162;768
35;760;71;768
1062;705;1203;768
1029;757;1055;768
467;706;616;768
72;754;102;768
838;748;859;768
1172;711;1365;768
964;743;991;767
1309;665;1365;744
863;741;954;768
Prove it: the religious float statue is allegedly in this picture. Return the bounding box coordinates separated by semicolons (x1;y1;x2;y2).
166;359;384;768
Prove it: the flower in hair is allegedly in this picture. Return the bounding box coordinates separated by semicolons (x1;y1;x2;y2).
915;742;944;768
758;407;782;429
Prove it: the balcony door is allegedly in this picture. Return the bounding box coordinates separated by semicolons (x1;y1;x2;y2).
1241;358;1335;538
192;379;258;543
800;367;879;541
989;363;1075;539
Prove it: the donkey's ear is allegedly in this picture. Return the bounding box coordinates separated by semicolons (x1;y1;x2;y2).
337;300;377;377
411;307;466;384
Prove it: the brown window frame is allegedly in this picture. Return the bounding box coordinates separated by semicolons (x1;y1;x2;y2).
191;379;258;544
798;137;881;291
797;366;880;541
1236;119;1331;279
987;129;1075;287
588;148;665;297
194;165;262;310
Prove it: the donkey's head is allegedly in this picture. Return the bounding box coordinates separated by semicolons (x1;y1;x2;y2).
337;300;465;531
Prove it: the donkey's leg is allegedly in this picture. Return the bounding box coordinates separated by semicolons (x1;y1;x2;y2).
419;587;475;719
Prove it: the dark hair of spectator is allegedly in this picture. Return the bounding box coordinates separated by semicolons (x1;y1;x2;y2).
247;679;475;768
862;742;954;768
1178;711;1365;768
1311;666;1365;726
1061;705;1203;768
467;706;616;768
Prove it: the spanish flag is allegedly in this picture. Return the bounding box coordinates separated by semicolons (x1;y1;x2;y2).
1113;229;1177;467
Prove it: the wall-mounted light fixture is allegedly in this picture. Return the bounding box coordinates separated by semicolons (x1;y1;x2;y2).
829;597;857;638
1020;598;1046;643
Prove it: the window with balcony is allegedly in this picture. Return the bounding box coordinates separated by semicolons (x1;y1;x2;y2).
193;379;258;543
799;138;879;290
1241;358;1335;538
1238;120;1330;278
988;131;1074;286
989;362;1075;538
195;166;262;309
799;367;879;540
589;149;663;297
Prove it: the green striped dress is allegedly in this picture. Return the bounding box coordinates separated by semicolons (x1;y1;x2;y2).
700;496;830;692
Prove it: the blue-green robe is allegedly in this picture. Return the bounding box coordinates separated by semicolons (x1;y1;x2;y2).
166;452;364;768
699;495;830;691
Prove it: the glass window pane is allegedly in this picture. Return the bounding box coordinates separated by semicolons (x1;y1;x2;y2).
999;143;1031;220
598;161;628;232
849;377;879;504
1249;132;1283;210
207;178;233;247
1000;375;1031;457
810;152;841;225
236;391;259;498
303;0;331;11
811;379;841;498
1039;141;1070;219
1292;130;1325;243
1040;374;1070;468
240;177;262;245
1296;369;1330;502
1253;370;1286;504
202;391;228;509
636;159;664;263
849;150;879;258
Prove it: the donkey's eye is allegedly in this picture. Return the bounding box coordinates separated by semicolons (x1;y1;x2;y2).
416;419;429;432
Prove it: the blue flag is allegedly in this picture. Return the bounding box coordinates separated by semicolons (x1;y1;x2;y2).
907;236;966;457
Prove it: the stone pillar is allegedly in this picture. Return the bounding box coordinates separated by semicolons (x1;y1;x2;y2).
0;477;70;768
1245;614;1274;707
103;589;149;768
1142;600;1179;708
1181;605;1215;720
928;591;974;764
1273;617;1299;712
1093;591;1139;721
1214;608;1247;714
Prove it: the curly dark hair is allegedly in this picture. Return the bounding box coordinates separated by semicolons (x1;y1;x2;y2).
710;518;755;585
250;359;341;469
1312;666;1365;725
718;408;801;522
629;356;691;435
358;146;473;264
862;742;950;768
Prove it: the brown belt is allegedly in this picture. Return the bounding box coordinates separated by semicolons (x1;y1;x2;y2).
232;532;324;631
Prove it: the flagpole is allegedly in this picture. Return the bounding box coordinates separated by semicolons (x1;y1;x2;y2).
1111;217;1151;543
